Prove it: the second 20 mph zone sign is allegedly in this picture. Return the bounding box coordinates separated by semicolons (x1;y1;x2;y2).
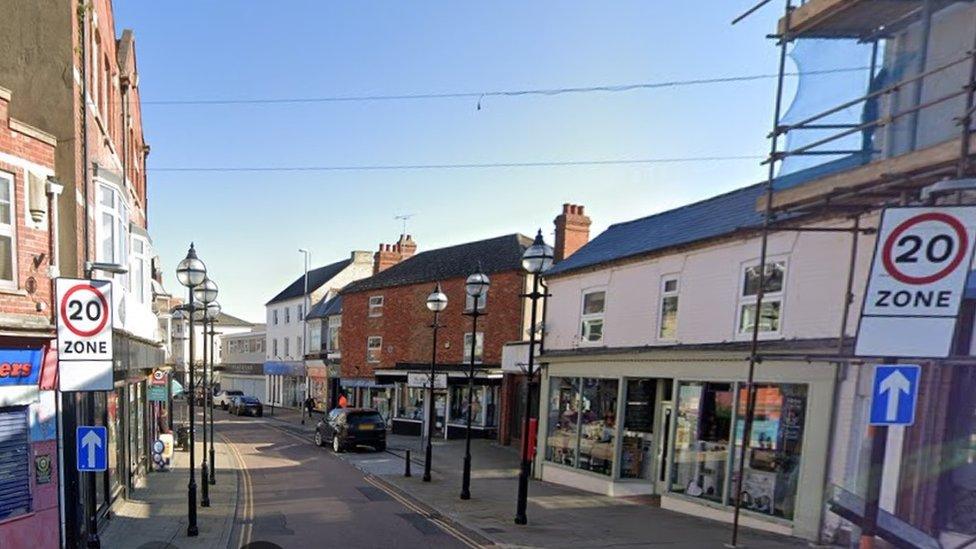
856;206;976;358
57;278;114;391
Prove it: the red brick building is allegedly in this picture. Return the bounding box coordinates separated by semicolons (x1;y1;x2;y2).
0;85;61;548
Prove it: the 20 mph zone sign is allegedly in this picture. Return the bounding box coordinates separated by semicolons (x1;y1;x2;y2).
855;207;976;358
56;278;114;391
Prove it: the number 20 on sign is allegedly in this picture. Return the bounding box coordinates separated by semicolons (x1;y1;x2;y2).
56;278;114;392
856;207;976;358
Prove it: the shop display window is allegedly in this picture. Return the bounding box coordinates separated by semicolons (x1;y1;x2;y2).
670;382;733;503
398;387;425;420
731;384;807;520
546;377;581;467
621;379;656;479
449;386;486;426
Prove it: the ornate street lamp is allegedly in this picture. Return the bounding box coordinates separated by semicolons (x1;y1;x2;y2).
423;284;448;482
205;300;221;486
176;243;206;537
514;230;553;525
193;278;217;506
460;272;489;500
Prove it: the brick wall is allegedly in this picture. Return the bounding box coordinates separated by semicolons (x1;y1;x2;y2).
0;90;57;327
340;269;526;379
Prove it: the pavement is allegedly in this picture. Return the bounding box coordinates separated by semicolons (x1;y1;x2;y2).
100;436;239;549
265;408;808;548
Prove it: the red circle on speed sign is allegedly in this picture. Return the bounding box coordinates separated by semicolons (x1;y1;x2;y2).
881;212;969;285
60;284;110;337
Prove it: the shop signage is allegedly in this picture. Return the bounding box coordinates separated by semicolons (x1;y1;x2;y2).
56;278;114;391
76;425;107;472
869;364;920;426
0;348;43;386
855;207;976;358
34;454;52;484
148;370;168;402
223;363;265;376
408;372;447;389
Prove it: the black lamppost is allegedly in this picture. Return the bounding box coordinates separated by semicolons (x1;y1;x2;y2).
205;301;221;485
176;244;207;537
514;230;553;526
460;272;489;500
423;283;448;482
194;278;217;506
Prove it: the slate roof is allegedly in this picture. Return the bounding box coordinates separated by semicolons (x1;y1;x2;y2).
307;294;342;320
216;312;254;327
343;234;532;294
265;258;352;305
545;183;767;277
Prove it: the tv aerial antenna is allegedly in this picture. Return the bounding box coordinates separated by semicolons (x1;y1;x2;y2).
394;213;415;234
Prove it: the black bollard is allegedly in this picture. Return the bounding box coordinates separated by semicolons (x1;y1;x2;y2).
405;449;412;477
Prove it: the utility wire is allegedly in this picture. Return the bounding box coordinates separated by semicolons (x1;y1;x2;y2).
149;155;764;172
142;67;867;106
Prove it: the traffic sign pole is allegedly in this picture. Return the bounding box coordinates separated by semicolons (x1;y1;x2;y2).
860;358;897;549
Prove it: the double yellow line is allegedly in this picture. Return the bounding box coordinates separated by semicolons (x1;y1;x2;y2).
220;432;253;548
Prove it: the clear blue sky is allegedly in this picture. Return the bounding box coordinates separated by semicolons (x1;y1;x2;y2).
113;1;786;322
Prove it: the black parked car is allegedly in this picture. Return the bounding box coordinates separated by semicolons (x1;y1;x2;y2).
229;395;264;417
314;408;386;453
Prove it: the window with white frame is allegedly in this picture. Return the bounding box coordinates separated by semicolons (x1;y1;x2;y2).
465;292;487;312
297;336;303;356
273;309;279;325
0;172;16;288
285;307;291;323
367;336;382;363
284;337;290;357
462;332;484;363
737;261;786;335
658;276;679;340
131;237;149;304
96;183;129;289
368;295;384;317
272;338;278;357
309;320;322;352
580;290;606;343
327;316;341;352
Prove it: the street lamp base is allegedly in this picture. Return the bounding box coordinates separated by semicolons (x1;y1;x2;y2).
187;525;199;537
460;490;470;500
209;448;216;485
514;515;527;525
422;473;431;482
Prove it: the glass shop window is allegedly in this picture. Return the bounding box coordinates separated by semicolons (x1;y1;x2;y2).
621;379;656;480
670;382;733;503
397;386;425;420
545;377;581;467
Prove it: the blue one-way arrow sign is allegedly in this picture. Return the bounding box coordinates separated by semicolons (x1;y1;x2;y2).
870;365;921;426
77;426;107;472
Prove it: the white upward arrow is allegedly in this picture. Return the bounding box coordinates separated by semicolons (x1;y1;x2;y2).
879;370;911;422
81;430;102;468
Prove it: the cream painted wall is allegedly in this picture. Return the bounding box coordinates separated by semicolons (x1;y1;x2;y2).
545;214;880;351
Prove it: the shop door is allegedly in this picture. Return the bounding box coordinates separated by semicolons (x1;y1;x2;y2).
655;402;673;493
434;391;447;438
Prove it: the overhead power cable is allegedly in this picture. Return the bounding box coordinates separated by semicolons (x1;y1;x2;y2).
142;67;867;106
150;155;764;173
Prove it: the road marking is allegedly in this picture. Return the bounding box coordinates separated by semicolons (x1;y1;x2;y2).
220;432;253;548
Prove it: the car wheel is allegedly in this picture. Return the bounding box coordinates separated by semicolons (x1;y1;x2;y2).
332;435;343;453
314;431;323;447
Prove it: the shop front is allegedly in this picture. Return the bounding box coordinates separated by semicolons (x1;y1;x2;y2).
306;361;340;412
0;340;60;549
376;365;502;440
538;350;836;541
264;360;306;408
218;362;266;402
338;378;396;422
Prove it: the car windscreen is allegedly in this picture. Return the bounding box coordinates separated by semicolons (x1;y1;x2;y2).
346;412;384;425
241;397;260;404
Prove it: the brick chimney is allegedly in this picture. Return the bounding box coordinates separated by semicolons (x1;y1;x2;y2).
554;203;591;261
373;234;418;274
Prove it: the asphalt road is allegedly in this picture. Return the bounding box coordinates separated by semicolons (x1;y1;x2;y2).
219;415;471;549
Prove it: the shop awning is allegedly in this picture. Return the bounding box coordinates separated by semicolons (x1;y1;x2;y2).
263;361;306;377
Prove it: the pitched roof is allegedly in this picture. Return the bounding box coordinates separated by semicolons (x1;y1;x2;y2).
307;294;342;320
546;183;767;277
265;258;352;305
216;312;254;327
343;234;532;294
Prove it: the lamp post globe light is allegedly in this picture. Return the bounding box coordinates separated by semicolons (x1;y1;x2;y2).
423;284;448;482
176;244;206;537
460;272;489;500
514;230;552;525
205;301;221;485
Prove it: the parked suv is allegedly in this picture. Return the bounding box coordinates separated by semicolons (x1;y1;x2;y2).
215;390;244;410
314;408;386;453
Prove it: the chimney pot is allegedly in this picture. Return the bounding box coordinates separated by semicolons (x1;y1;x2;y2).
554;202;592;262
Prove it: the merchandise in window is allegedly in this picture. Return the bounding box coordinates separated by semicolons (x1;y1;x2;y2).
738;261;785;334
577;378;618;476
580;290;606;343
731;384;807;519
0;172;15;286
367;336;382;363
546;377;580;467
670;382;733;503
449;386;486;426
398;386;425;420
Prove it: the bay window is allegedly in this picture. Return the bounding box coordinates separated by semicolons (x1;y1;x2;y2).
327;316;341;352
0;172;16;288
580;289;606;343
737;261;785;335
96;183;129;289
131;237;148;304
309;319;322;352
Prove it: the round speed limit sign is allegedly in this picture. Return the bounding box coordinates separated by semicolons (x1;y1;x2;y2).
56;278;114;361
881;212;969;285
